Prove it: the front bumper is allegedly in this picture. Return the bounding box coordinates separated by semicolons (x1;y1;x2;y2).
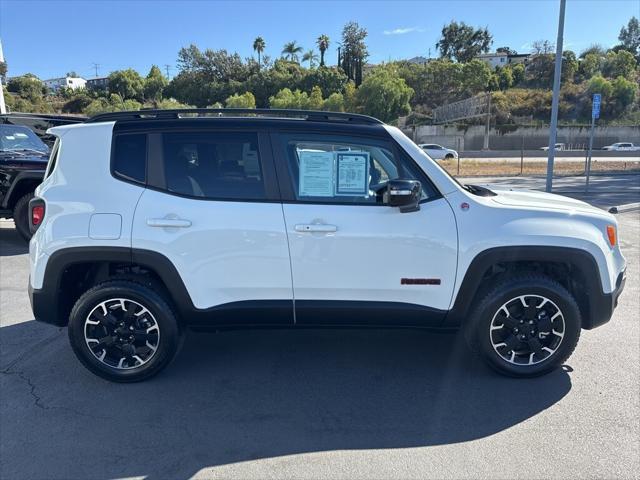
586;269;626;330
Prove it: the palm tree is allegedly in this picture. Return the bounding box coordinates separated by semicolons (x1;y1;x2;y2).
253;36;266;68
302;49;319;68
317;34;330;66
282;41;303;63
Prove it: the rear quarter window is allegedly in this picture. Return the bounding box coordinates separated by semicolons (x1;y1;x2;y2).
112;134;147;184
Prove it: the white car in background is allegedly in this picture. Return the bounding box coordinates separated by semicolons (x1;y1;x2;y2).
602;142;640;151
418;143;458;160
540;143;565;151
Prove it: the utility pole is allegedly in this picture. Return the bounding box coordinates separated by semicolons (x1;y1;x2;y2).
545;0;567;192
0;39;6;114
164;64;171;79
91;62;100;77
482;92;491;150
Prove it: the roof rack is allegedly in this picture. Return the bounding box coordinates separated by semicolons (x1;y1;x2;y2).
86;108;383;125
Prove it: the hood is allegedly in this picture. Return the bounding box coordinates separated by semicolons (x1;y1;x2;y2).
489;187;606;216
0;150;48;163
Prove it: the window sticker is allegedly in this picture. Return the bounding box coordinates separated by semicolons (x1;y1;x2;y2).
335;151;369;196
298;150;334;197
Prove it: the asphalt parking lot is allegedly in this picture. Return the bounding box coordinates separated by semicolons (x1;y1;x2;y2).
1;183;639;479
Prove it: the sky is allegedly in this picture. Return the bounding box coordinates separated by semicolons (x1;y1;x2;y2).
0;0;638;80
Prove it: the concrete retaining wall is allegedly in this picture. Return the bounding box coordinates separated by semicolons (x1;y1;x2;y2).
404;124;640;151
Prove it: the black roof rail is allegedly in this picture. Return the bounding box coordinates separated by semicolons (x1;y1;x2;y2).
86;108;383;125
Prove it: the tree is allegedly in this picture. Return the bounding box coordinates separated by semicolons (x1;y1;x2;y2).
340;21;369;86
300;66;348;97
562;50;579;83
282;41;303;63
302;50;319;68
618;16;640;58
498;66;514;90
532;40;555;55
461;59;491;93
511;63;525;84
65;71;80;77
436;21;493;63
579;43;606;59
323;92;344;112
7;75;45;102
225;91;256;108
269;88;310;109
587;74;613;98
611;75;637;110
343;81;358;111
144;65;168;102
496;46;516;55
602;50;637;79
108;69;144;101
253;37;266;67
307;86;324;109
317;34;330;66
579;53;602;79
355;66;413;122
0;61;7;82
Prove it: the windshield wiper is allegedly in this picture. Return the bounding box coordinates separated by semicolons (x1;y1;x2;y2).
8;148;48;155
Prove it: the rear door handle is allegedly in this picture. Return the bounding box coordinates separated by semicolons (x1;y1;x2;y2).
295;224;338;233
147;218;192;228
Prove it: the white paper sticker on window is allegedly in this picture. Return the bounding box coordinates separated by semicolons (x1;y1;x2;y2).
299;150;334;197
335;152;369;196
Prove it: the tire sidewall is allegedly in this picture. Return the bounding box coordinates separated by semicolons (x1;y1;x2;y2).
68;282;180;382
13;193;33;241
474;278;581;377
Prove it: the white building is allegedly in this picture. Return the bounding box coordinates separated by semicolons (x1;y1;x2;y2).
43;76;87;93
477;52;532;68
476;52;509;68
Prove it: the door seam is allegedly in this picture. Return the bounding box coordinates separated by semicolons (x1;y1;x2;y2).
280;202;297;324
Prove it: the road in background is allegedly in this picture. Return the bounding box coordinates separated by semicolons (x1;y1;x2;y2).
1;188;639;479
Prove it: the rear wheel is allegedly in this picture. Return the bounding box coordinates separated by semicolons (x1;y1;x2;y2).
68;280;182;382
13;192;33;242
444;153;455;160
465;275;581;377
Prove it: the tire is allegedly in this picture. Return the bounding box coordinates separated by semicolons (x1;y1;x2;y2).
13;192;33;242
68;280;182;382
444;153;455;160
464;274;581;378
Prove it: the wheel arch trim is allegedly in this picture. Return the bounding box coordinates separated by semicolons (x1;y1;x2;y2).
444;245;611;330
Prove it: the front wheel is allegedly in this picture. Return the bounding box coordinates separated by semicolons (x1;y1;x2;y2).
465;275;581;377
68;280;182;382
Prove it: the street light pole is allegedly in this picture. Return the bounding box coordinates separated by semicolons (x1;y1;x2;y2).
545;0;567;193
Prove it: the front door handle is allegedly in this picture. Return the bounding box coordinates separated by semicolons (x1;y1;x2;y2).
147;218;192;228
295;224;338;233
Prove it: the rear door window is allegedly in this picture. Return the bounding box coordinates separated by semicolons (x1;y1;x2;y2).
161;131;265;200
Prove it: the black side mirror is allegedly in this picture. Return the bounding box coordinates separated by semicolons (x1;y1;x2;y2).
386;179;422;213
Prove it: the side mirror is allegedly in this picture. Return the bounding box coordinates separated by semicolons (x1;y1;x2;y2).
386;179;422;213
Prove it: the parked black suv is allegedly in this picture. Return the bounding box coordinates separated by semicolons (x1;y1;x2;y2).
0;114;85;240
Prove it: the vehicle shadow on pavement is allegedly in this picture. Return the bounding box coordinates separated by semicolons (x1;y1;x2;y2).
0;226;28;257
0;322;572;480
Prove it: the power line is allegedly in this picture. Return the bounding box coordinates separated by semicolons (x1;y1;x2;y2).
91;62;100;78
164;64;171;79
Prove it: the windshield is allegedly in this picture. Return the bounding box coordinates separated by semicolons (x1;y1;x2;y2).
0;125;49;153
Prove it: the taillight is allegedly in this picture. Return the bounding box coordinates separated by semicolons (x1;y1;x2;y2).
32;205;44;225
29;198;45;234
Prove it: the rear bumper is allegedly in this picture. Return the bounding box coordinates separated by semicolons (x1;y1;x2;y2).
585;269;626;330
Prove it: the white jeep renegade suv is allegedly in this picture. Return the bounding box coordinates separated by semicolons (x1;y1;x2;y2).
28;109;626;382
